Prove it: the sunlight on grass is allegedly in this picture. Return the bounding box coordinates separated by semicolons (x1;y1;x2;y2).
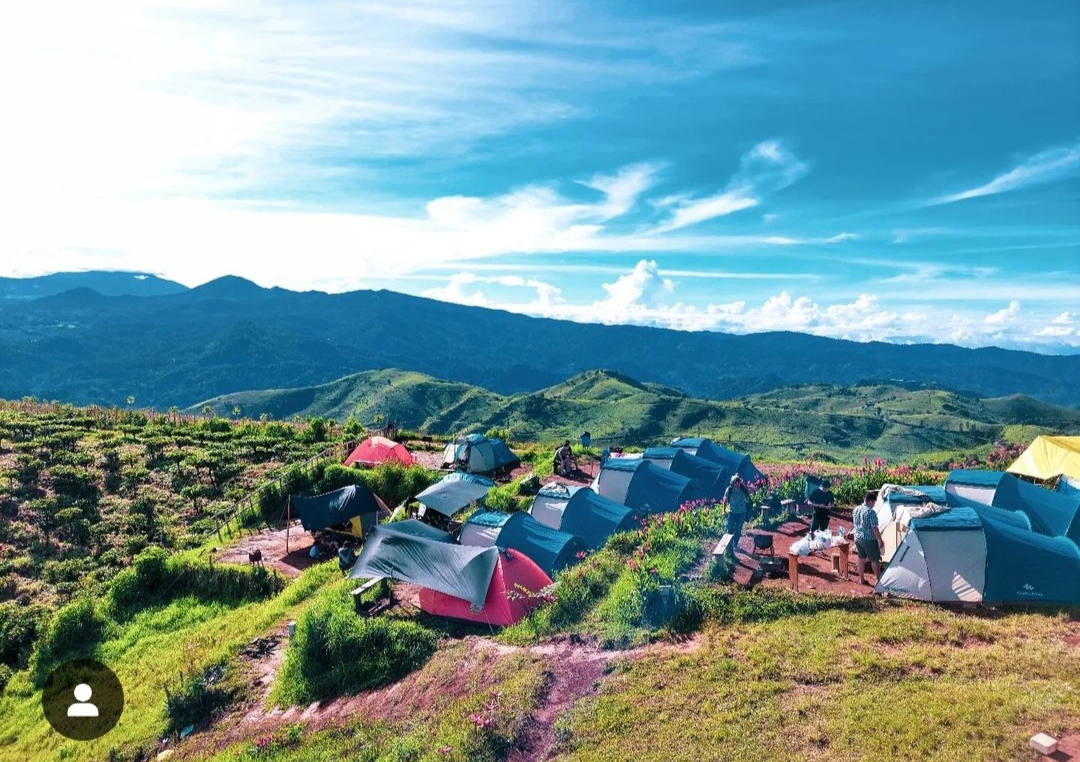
553;608;1080;762
0;562;342;762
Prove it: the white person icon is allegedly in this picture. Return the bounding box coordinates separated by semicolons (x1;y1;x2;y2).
43;659;124;741
67;683;99;717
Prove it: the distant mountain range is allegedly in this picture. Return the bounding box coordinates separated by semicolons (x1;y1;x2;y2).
189;368;1080;460
1;271;1079;410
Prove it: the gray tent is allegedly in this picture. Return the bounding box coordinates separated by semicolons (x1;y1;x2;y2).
347;522;497;608
416;478;491;518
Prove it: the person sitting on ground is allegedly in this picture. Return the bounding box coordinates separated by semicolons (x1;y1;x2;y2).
553;440;573;476
722;474;752;553
808;478;836;533
851;489;885;585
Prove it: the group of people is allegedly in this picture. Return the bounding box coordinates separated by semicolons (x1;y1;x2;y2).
722;475;885;586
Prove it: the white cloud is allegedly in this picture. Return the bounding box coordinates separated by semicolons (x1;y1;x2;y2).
932;139;1080;205
825;232;858;243
984;300;1021;325
421;271;563;310
595;260;675;311
653;139;809;233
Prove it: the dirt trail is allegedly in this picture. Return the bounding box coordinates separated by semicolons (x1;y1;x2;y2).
179;624;701;760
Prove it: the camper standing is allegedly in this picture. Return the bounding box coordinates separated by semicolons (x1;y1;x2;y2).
723;475;752;552
851;489;884;584
808;478;835;532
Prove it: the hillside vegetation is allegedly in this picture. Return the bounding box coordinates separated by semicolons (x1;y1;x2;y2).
0;397;1077;762
190;369;1080;462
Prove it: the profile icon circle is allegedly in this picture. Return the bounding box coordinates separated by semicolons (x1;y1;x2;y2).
42;659;123;740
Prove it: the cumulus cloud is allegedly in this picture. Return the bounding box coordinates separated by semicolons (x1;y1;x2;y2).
932;139;1080;205
653;139;809;233
984;300;1021;325
595;260;675;311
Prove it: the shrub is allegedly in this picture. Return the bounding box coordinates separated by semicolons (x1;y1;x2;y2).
31;597;109;685
109;548;285;618
163;660;237;735
274;597;437;704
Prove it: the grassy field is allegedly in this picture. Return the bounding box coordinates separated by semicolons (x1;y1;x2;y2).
554;607;1080;762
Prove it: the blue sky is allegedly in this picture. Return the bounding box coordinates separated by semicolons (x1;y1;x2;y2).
1;0;1078;351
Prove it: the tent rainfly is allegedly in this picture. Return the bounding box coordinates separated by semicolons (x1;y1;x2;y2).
415;478;491;518
441;433;520;474
348;521;551;625
669;437;766;485
591;458;707;515
289;484;388;538
344;436;415;467
348;521;497;607
945;469;1080;545
1007;436;1080;482
459;510;589;577
529;484;641;550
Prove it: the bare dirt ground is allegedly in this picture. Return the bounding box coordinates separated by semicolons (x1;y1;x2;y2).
213;525;320;578
728;508;881;597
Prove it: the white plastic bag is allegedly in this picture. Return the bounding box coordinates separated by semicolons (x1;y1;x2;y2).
791;537;811;556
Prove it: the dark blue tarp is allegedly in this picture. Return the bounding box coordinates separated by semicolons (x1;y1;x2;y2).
290;485;384;534
348;524;497;607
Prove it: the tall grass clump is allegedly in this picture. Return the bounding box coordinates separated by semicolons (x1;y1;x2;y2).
273;596;437;704
109;547;285;619
29;596;110;685
502;548;625;645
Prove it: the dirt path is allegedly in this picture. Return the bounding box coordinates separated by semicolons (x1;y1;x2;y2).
178;619;700;761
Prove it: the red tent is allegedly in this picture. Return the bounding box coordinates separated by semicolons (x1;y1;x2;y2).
344;436;414;467
419;549;552;626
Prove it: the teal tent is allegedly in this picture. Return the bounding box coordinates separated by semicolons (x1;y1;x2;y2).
946;469;1080;544
289;485;388;537
441;433;520;474
593;458;707;515
459;510;589;577
530;485;642;550
877;504;1080;605
670;437;766;485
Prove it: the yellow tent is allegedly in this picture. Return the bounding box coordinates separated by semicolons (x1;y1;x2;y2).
1007;436;1080;480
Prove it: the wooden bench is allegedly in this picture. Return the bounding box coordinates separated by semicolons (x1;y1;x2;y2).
350;576;389;615
712;533;734;557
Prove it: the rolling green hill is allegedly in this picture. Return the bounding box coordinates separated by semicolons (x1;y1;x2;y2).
189;370;1080;461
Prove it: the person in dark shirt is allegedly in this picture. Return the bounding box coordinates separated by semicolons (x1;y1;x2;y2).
808;478;835;533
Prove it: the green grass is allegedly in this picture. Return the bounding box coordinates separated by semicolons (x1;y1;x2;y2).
201;642;550;762
552;607;1080;762
0;562;342;762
